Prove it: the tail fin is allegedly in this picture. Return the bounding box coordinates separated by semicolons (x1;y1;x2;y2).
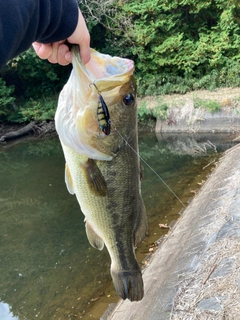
111;269;144;301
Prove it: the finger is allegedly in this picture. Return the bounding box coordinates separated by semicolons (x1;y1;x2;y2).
77;11;91;64
67;9;91;64
64;51;72;63
32;42;41;54
47;42;59;63
32;43;52;60
79;43;91;64
58;43;71;66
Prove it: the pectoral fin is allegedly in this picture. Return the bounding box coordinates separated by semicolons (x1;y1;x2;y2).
65;163;75;195
86;222;104;250
81;158;108;196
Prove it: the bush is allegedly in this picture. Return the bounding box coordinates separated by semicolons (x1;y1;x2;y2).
0;77;16;121
137;101;155;123
4;96;58;123
152;102;169;120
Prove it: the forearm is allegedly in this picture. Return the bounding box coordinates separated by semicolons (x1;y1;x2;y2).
0;0;79;69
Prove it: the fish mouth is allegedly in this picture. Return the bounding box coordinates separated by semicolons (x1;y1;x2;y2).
55;46;135;160
72;46;134;93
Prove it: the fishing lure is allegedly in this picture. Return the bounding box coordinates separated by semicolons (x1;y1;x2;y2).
90;83;111;136
97;94;111;135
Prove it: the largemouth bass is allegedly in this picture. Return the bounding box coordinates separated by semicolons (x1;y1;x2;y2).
55;46;147;301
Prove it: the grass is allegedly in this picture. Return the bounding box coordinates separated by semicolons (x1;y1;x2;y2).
193;96;221;113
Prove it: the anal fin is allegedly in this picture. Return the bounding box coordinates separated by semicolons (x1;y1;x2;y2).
134;195;148;246
86;222;104;250
81;158;108;196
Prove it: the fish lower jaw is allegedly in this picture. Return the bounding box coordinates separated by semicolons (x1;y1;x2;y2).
110;268;144;302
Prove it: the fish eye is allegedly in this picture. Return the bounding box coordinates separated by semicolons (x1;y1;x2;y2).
122;93;135;107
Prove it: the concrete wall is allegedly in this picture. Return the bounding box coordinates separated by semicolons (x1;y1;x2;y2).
155;106;240;133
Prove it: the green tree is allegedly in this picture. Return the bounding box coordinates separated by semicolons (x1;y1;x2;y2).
120;0;240;94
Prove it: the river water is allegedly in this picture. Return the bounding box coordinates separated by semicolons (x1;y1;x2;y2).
0;133;237;320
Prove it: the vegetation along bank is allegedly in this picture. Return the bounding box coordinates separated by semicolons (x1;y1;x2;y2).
138;87;240;134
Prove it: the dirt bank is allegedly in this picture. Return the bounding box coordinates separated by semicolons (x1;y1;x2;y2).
105;142;240;320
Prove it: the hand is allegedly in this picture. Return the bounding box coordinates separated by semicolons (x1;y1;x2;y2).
32;9;90;65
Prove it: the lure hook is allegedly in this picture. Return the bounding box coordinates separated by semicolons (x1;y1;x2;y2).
89;82;101;94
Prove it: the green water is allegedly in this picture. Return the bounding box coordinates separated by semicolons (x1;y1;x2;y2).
0;133;236;320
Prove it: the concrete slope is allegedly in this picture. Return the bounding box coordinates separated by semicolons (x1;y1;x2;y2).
155;106;240;133
105;143;240;320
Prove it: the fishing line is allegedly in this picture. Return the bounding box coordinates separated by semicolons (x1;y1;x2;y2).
114;127;186;208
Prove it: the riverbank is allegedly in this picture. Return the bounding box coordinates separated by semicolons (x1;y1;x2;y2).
139;87;240;134
104;142;240;320
0;121;56;144
1;87;240;141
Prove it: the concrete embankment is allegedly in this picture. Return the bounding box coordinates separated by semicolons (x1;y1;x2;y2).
103;143;240;319
139;87;240;134
155;105;240;133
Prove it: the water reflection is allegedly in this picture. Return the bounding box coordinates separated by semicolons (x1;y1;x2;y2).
0;133;237;319
156;132;237;155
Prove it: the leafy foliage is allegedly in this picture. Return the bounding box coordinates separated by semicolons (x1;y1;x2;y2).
0;49;70;123
119;0;240;95
0;78;16;120
17;97;58;122
152;103;169;120
78;0;240;96
137;101;155;123
1;0;240;123
2;48;71;99
6;97;58;123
